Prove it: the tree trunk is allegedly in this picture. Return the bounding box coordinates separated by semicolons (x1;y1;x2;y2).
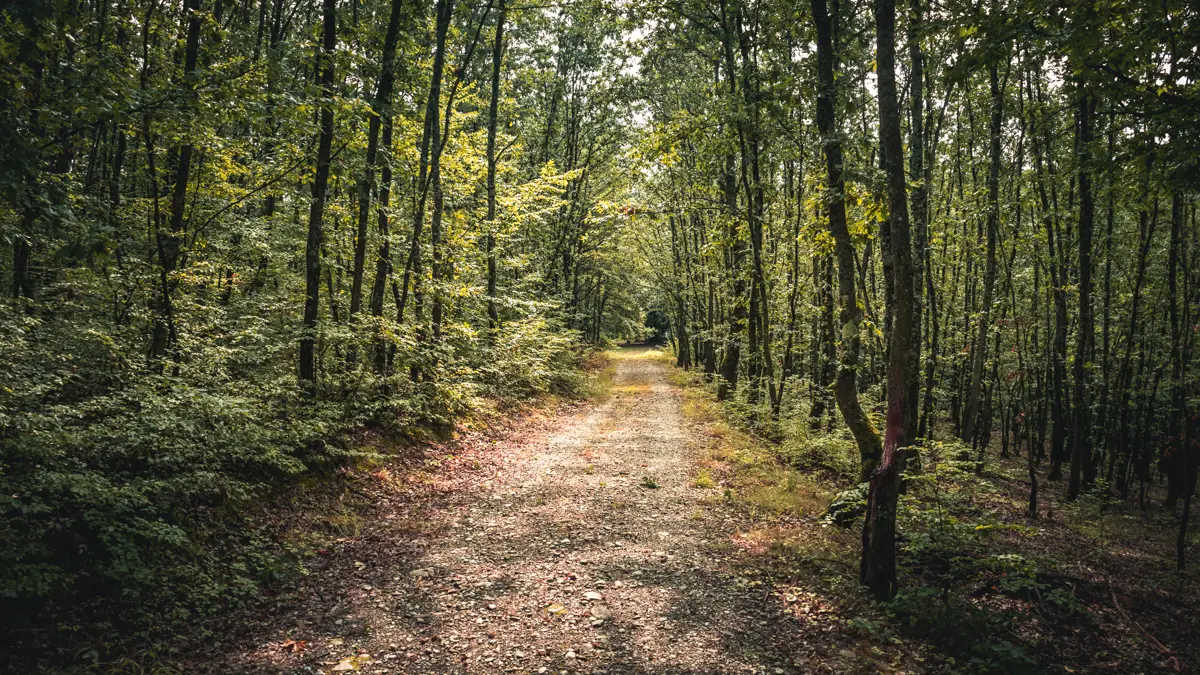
1169;191;1190;567
299;0;337;390
1067;89;1095;500
962;57;1003;445
350;0;405;319
716;8;744;402
485;0;506;332
151;0;204;364
367;0;406;371
909;0;929;445
1029;69;1069;481
811;0;882;480
810;253;837;428
398;0;452;326
861;0;917;601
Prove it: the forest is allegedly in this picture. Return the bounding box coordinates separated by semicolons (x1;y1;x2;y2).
1;0;1198;670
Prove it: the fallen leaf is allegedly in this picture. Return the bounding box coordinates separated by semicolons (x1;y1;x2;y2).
279;639;307;653
547;603;567;614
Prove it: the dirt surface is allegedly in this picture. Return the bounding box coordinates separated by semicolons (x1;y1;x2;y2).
192;347;821;674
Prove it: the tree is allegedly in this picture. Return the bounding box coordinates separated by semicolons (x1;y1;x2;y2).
812;0;883;482
300;0;338;390
860;0;918;600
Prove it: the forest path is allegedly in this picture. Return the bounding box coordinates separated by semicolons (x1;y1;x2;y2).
203;347;812;674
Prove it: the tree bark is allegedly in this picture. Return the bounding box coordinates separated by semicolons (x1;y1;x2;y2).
150;0;204;364
1168;191;1192;568
909;0;928;445
367;0;406;372
811;0;883;480
862;0;917;601
1067;89;1094;500
963;57;1004;445
716;4;744;402
351;0;405;320
398;0;453;327
485;0;506;332
299;0;337;390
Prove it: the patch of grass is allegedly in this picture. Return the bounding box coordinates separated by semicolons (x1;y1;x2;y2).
671;364;833;524
779;430;860;482
581;349;618;400
742;479;826;519
641;475;660;489
321;511;365;538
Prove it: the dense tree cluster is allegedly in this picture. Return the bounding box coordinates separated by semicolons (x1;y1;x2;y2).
0;0;645;650
634;0;1199;596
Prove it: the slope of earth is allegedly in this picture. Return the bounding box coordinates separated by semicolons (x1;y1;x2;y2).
182;347;905;674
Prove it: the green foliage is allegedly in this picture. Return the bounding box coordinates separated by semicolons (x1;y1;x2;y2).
845;615;886;637
821;482;868;528
0;0;644;662
476;316;588;401
782;430;861;481
882;442;1085;673
887;586;1038;674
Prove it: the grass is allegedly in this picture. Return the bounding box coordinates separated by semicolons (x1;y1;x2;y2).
668;359;861;586
673;365;834;524
580;348;618;401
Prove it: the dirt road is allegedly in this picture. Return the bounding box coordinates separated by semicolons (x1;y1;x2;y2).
202;348;812;674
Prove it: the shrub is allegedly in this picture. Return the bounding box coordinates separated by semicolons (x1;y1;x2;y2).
822;482;868;527
781;432;860;480
0;300;589;662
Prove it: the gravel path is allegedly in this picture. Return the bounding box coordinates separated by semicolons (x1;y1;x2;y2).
203;348;813;674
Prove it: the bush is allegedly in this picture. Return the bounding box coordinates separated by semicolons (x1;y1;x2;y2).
0;299;588;662
781;431;860;480
475;316;586;400
887;586;1038;674
822;482;868;527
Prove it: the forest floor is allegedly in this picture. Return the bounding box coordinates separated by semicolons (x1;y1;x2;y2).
181;347;901;674
176;346;1200;675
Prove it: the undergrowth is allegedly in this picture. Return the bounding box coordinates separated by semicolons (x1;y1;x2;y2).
665;353;1099;673
1;316;602;671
